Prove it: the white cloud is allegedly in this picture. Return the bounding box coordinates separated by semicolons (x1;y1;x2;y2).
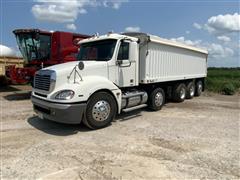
170;37;234;59
103;0;128;9
125;26;141;32
206;13;240;34
194;13;240;35
208;43;234;58
32;0;127;24
66;23;77;31
185;30;190;34
217;35;231;42
193;23;202;30
0;44;16;57
190;13;238;66
170;36;202;47
79;8;87;14
32;0;84;23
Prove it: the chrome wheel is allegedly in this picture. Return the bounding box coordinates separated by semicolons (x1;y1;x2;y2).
92;100;111;122
195;81;203;97
180;87;186;99
149;88;165;111
198;84;202;93
190;86;195;97
155;92;163;106
84;92;117;129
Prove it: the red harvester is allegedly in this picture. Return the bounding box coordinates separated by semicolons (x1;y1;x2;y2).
6;29;90;84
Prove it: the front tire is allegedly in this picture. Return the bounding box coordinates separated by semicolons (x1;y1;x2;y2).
148;88;165;111
83;92;117;129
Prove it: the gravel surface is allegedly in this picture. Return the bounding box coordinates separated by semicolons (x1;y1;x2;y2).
1;86;239;179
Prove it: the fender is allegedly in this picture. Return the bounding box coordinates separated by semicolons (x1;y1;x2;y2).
77;76;122;114
51;75;122;113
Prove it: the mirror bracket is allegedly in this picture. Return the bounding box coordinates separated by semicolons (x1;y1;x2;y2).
116;59;123;66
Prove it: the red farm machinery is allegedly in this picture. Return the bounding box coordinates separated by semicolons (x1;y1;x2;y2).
5;29;90;84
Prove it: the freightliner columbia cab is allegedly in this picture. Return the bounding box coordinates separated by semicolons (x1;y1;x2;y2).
31;32;207;129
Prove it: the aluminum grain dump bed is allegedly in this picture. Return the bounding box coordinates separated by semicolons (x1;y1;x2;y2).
123;32;208;84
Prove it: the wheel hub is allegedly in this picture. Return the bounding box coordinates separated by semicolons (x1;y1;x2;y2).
198;84;202;92
180;88;186;99
190;86;195;96
155;92;163;106
92;100;110;122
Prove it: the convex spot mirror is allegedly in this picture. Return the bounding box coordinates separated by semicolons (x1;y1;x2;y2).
78;61;84;70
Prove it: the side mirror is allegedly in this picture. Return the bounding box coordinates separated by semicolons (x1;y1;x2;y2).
78;61;84;70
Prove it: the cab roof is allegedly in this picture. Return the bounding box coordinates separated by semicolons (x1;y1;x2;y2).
78;33;138;44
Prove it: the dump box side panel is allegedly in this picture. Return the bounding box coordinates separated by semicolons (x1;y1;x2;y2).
139;42;207;83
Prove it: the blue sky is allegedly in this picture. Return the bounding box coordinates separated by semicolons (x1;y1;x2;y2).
1;0;239;67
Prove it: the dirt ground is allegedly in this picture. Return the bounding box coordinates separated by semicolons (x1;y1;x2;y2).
0;85;239;179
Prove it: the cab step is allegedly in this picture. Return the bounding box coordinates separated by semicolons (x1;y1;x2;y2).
122;104;147;113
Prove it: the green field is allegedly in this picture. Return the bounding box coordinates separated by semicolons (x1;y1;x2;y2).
1;68;240;95
206;68;240;95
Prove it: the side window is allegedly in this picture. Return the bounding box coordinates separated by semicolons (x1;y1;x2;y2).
117;42;129;60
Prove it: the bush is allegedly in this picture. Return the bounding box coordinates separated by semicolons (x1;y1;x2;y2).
221;83;236;95
206;68;240;95
0;75;9;86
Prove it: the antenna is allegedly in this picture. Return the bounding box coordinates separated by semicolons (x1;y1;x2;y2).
107;30;114;36
94;32;99;37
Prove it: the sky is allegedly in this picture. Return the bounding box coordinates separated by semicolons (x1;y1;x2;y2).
0;0;239;67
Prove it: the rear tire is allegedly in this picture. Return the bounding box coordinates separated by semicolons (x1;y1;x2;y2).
195;80;203;96
148;88;165;111
83;92;117;129
172;83;187;102
186;81;195;99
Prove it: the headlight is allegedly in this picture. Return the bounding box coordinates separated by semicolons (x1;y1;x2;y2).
55;90;75;100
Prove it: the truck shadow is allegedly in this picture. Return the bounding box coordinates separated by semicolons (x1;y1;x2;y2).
115;109;143;122
0;85;21;92
0;84;32;92
27;116;90;136
115;102;170;122
4;91;31;101
28;104;171;136
27;109;146;136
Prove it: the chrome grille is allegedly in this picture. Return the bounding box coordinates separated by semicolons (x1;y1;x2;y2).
34;74;51;91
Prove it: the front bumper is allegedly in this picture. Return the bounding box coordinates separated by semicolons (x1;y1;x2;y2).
31;96;86;124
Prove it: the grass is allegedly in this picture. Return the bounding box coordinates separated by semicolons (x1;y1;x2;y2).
206;68;240;95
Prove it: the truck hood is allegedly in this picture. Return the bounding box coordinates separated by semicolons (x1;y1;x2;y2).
46;61;107;73
44;61;108;87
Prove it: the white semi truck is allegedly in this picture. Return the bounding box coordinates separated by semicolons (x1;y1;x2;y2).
31;32;208;129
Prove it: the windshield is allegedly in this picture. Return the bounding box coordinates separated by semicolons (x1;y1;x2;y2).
16;33;51;62
77;39;117;61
